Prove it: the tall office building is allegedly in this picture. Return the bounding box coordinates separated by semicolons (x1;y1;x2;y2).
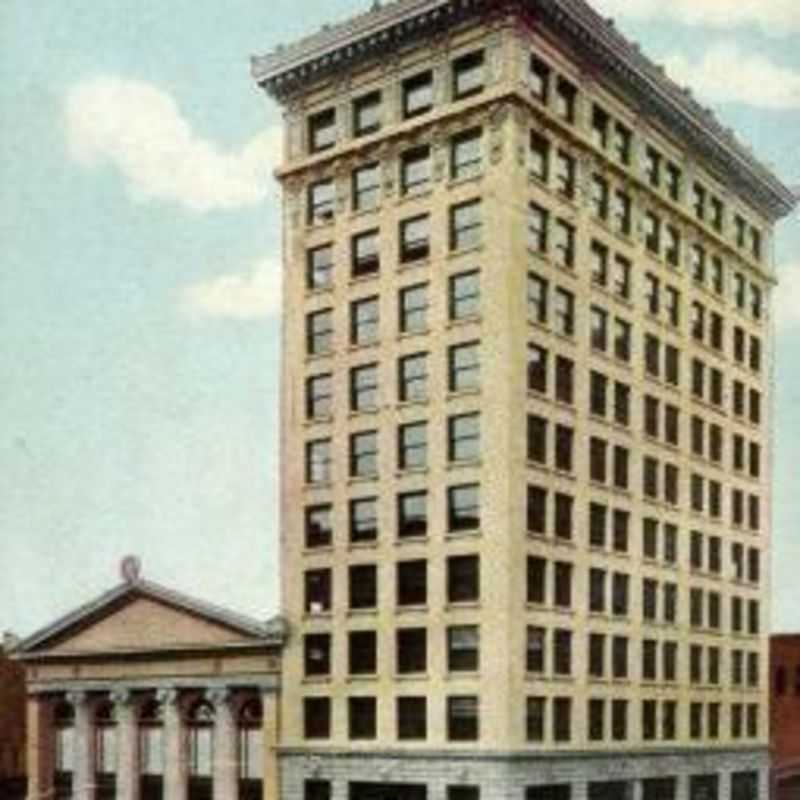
252;1;796;798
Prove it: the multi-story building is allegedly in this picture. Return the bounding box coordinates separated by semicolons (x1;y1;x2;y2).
252;1;796;798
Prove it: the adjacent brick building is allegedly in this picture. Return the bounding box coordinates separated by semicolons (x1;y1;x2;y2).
771;634;800;798
0;645;27;799
251;0;796;798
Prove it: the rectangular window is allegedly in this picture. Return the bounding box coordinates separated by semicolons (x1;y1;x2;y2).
448;555;480;603
527;485;547;535
304;698;330;740
526;345;546;393
306;439;331;485
554;562;572;608
349;564;377;609
450;200;482;251
555;77;576;122
450;271;480;320
529;131;550;181
306;373;332;420
305;505;332;549
399;422;427;471
553;697;572;742
308;179;336;224
349;630;377;675
399;283;428;334
348;697;376;740
399;353;427;403
449;342;480;392
401;146;431;196
397;559;427;607
527;273;548;323
448;413;480;463
527;557;546;605
350;430;378;478
529;55;550;102
398;491;427;540
353;91;382;137
397;627;427;674
304;633;331;676
448;625;480;672
553;629;572;676
403;71;434;118
304;568;331;613
448;484;479;532
350;497;378;543
447;696;479;741
526;697;545;742
588;699;605;742
555;151;575;198
350;297;379;346
307;244;333;290
352;164;380;212
308;108;336;153
552;220;575;269
528;203;549;253
452;50;485;100
554;288;575;336
399;214;430;263
451;128;483;179
590;175;609;220
397;696;427;741
306;309;333;356
555;356;574;404
350;363;378;413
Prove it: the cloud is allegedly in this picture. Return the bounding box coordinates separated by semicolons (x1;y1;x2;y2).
775;264;800;331
180;257;282;320
593;0;800;35
662;44;800;110
65;76;282;212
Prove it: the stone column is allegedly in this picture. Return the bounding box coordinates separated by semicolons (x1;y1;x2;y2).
26;693;54;800
157;687;187;800
67;690;95;800
111;688;139;800
207;687;238;800
262;690;281;800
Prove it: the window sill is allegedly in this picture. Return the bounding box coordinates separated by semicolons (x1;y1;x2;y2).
398;257;431;272
446;459;482;472
349;272;381;286
445;530;482;542
347;476;379;487
395;604;428;614
447;388;481;401
448;243;484;260
348;342;380;354
303;545;334;556
348;409;380;420
396;536;429;546
394;672;429;681
348;541;379;552
445;601;481;611
447;315;482;330
347;608;378;618
448;171;484;190
346;674;378;683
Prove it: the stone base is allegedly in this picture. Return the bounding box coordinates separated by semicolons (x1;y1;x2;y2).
279;748;770;800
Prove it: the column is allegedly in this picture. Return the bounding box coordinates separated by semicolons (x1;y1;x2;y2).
261;690;280;800
67;690;95;800
111;688;139;800
26;694;54;800
157;687;187;800
207;687;238;800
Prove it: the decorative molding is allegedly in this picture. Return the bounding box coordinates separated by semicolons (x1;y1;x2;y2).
28;674;281;696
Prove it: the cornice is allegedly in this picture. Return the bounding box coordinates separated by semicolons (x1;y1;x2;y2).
251;0;796;222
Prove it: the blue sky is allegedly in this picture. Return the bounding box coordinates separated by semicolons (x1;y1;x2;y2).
2;0;800;636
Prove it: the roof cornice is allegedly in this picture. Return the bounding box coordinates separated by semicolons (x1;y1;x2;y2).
251;0;796;221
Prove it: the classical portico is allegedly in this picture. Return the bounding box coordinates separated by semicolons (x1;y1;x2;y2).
13;561;285;800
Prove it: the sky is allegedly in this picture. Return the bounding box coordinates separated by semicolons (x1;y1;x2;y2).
2;0;800;638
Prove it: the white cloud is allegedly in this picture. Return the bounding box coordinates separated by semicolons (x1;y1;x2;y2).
593;0;800;35
65;76;282;212
662;44;800;110
180;257;282;320
775;264;800;331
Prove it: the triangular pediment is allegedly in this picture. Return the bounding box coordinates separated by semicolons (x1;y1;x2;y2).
16;579;274;658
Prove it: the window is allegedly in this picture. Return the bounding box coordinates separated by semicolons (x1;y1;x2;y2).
351;230;381;278
397;559;427;607
590;307;608;352
693;183;706;221
552;220;575;269
305;505;332;550
642;700;656;742
612;574;629;617
450;200;482;250
399;353;427;403
448;414;480;463
307;244;333;290
691;245;706;284
449;342;480;392
306;439;331;485
350;430;378;478
308;179;335;224
588;699;605;742
528;203;549;253
554;288;575;336
527;274;548;324
399;214;430;263
589;568;606;614
591;105;609;149
349;564;377;609
348;697;376;740
451;129;483;179
308;108;336;153
644;211;660;255
589;633;605;678
449;271;480;320
665;287;680;327
644;146;661;187
448;484;479;532
349;630;377;675
554;562;573;608
590;175;609;220
448;625;479;671
449;788;480;800
306;309;333;356
555;150;575;198
553;698;572;742
522;629;548;685
613;446;629;489
350;363;378;412
529;55;551;102
397;697;426;741
452;51;485;99
529;131;550;181
306;373;332;420
399;422;427;471
399;283;428;334
553;629;572;676
614;319;631;362
590;372;607;418
397;628;427;673
304;633;331;676
350;497;378;543
555;425;574;472
555;77;576;122
350;297;379;346
664;225;680;267
556;498;573;541
614;123;631;164
555;356;574;404
306;781;331;800
613;637;629;679
353;91;382;137
527;485;547;535
352;164;380;212
403;71;433;118
590;241;608;287
448;555;480;603
398;492;427;539
666;163;681;201
304;568;331;613
526;697;545;742
304;698;330;739
589;437;607;484
447;696;478;741
401;146;431;196
589;503;607;548
614;255;631;298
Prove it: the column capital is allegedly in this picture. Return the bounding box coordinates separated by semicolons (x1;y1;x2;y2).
205;686;234;710
66;689;89;708
110;687;134;708
155;686;180;707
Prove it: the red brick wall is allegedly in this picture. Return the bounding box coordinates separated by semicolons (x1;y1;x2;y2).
0;654;26;779
772;636;800;770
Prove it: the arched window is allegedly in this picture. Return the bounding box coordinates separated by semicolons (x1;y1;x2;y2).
187;701;215;778
239;699;263;781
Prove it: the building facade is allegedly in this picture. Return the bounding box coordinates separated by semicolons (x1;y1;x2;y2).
0;646;27;799
13;562;285;800
770;634;800;798
252;1;796;799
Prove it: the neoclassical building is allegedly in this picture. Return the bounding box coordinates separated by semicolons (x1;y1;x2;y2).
250;0;795;798
12;560;285;800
